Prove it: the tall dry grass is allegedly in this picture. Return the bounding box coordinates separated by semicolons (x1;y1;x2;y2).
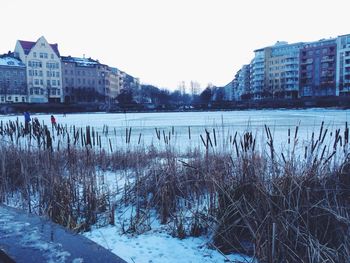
0;119;349;262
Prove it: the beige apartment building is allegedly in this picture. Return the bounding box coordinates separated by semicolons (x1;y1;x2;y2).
14;36;63;103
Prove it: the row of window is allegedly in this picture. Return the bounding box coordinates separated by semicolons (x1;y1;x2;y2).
0;80;26;86
33;52;55;60
33;79;61;86
28;61;60;69
46;62;60;69
301;47;335;57
0;96;26;102
29;70;60;77
64;69;97;76
0;71;25;77
29;87;61;95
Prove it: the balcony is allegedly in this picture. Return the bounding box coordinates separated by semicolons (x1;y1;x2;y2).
300;59;313;65
321;56;335;62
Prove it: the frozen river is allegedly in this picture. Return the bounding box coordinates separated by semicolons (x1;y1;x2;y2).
1;108;349;154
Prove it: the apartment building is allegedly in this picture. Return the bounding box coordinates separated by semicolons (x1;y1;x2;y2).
109;67;122;103
250;49;265;99
14;36;63;103
237;64;251;100
299;39;337;97
223;81;234;101
336;34;350;96
265;42;303;99
62;56;112;103
0;54;27;103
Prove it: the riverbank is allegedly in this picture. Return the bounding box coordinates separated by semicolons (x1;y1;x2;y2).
0;96;350;115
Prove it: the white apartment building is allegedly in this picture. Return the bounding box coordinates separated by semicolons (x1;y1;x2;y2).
14;36;63;103
250;49;265;99
336;34;350;96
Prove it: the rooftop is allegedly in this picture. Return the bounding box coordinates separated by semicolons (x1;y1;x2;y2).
18;40;60;56
0;54;25;67
61;56;100;67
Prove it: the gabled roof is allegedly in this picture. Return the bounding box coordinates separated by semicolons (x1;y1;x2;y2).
18;40;60;56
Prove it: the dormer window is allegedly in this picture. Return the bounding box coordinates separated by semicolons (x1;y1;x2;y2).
41;42;45;47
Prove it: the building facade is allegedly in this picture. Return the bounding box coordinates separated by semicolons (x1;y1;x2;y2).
265;42;303;99
336;34;350;96
62;56;112;103
250;49;265;99
236;64;251;100
14;36;63;103
299;39;337;97
109;67;122;103
0;54;27;103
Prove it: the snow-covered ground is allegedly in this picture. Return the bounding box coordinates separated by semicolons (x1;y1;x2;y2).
1;108;349;154
84;170;257;263
84;225;254;263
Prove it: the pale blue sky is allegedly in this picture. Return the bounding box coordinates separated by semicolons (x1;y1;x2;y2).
1;0;349;90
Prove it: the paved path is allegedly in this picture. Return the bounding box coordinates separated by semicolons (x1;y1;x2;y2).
0;205;126;263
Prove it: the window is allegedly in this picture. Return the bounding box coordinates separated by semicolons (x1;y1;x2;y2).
34;79;39;85
15;97;18;102
51;54;54;59
57;80;60;86
44;53;48;59
22;97;25;102
40;79;43;85
39;71;43;76
47;80;50;85
52;80;56;86
56;72;60;77
33;52;37;58
40;53;43;58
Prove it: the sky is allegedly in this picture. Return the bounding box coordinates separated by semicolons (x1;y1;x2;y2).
1;0;350;91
